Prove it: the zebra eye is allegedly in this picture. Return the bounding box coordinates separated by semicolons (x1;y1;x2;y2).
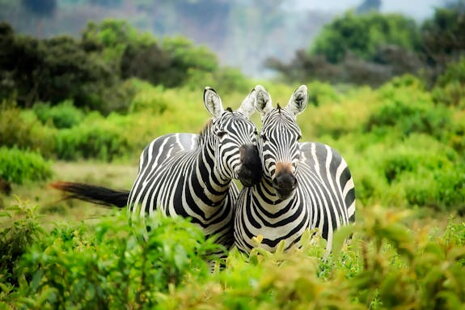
217;131;227;138
260;133;268;142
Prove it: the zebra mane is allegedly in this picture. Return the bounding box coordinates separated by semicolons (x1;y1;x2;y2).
276;103;282;113
197;119;213;146
226;107;233;112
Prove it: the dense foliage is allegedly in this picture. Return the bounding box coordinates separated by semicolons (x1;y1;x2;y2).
0;204;221;308
0;147;52;184
268;7;465;86
0;0;334;77
0;20;240;114
310;12;421;63
1;203;464;309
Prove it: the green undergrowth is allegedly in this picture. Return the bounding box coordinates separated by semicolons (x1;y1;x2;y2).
0;147;52;185
1;203;464;309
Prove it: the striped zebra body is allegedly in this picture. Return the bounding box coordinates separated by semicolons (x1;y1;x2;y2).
235;142;355;252
234;85;355;253
128;131;238;245
128;88;260;247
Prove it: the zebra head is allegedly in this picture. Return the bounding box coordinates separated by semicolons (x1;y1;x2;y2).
203;87;262;187
254;85;308;199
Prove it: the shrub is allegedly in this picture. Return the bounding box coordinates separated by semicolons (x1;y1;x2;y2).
310;12;421;63
128;81;169;114
433;58;465;107
297;86;376;139
0;24;116;109
0;103;36;149
307;81;340;106
33;100;85;129
379;146;453;184
366;76;451;138
0;147;52;184
0;202;44;287
185;67;251;94
2;204;465;308
0;103;56;157
6;210;221;309
158;207;465;309
405;165;465;213
54;119;130;161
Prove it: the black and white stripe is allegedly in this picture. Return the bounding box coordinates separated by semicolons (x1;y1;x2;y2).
234;85;356;253
128;87;260;247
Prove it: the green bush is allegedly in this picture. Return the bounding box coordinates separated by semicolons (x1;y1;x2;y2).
128;81;169;114
0;203;43;287
404;165;465;213
33;100;85;129
0;23;117;109
0;147;52;184
433;58;465;107
366;76;451;138
1;20;227;113
379;146;453;184
158;207;465;310
0;102;56;155
1;208;221;309
1;201;465;308
54;119;130;161
310;12;421;63
185;67;251;94
307;81;341;106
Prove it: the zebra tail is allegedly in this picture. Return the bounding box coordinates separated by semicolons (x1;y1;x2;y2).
50;182;129;208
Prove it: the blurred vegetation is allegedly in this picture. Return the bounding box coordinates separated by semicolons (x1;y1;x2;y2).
0;204;221;308
1;203;464;309
268;6;465;86
311;12;421;63
0;0;333;77
0;20;242;114
0;147;52;185
33;100;85;129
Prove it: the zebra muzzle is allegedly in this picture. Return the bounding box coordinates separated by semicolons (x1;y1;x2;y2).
238;144;262;187
272;171;297;199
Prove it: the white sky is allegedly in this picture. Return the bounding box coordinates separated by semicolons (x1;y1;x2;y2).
294;0;445;19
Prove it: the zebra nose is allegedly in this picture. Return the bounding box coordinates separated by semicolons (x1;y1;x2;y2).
273;172;297;192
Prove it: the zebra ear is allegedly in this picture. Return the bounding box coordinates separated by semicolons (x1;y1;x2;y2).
286;85;308;116
254;85;273;115
237;88;256;118
204;87;224;118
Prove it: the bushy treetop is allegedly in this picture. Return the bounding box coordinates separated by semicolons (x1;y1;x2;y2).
310;12;421;63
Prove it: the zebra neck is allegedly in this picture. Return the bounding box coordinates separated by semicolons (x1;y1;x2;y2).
255;177;297;207
191;140;232;205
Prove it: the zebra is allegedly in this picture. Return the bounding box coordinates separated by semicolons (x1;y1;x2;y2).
53;87;262;248
234;85;356;254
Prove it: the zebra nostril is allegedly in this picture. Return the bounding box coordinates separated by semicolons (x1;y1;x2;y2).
291;174;297;187
274;172;297;190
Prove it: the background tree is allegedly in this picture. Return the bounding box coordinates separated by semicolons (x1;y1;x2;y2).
310;12;421;63
421;7;465;77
